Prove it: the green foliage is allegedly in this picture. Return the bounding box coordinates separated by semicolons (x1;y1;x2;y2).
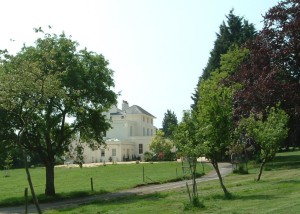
0;28;117;195
149;130;173;161
191;10;256;110
174;111;201;158
239;105;289;180
232;0;300;148
240;105;289;162
3;154;13;177
162;109;178;139
193;70;236;196
202;9;256;80
219;45;250;75
196;71;234;161
143;151;154;162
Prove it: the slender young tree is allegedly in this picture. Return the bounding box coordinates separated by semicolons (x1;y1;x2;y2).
173;111;202;207
239;105;289;181
195;70;234;197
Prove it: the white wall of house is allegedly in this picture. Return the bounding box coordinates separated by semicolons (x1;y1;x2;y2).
69;101;157;163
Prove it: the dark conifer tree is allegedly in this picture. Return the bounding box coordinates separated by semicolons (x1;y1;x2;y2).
162;110;178;139
191;10;256;110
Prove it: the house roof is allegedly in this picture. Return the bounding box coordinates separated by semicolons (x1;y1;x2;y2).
125;105;156;118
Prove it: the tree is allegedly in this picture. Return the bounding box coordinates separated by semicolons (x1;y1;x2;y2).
149;130;173;161
191;10;256;110
173;111;202;207
3;153;13;177
239;105;289;181
176;46;249;199
232;0;300;148
203;10;256;79
162;109;178;139
195;70;235;197
0;29;117;196
0;108;18;169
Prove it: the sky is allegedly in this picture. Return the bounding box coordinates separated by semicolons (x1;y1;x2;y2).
1;0;281;128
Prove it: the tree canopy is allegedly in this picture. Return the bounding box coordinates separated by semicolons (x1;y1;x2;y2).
196;70;234;197
0;29;117;195
238;105;289;181
232;0;300;147
162;109;178;139
191;10;256;110
149;130;173;161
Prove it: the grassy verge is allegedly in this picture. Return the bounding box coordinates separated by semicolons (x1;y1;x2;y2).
0;161;211;207
45;150;300;214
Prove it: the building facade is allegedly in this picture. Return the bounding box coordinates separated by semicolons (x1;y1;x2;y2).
70;101;156;163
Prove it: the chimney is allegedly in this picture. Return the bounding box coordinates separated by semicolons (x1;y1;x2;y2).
122;100;129;111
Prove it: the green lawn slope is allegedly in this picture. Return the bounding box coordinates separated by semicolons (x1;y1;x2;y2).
46;150;300;214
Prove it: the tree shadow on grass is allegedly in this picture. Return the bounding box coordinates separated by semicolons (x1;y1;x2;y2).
91;192;167;204
57;192;168;213
0;190;110;208
263;154;300;171
275;179;300;184
206;193;279;201
265;161;300;171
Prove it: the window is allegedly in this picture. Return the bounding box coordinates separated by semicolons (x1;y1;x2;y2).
143;116;145;122
147;118;149;123
143;128;145;136
147;128;149;136
112;149;116;156
130;126;133;136
101;149;105;157
151;129;153;136
139;144;143;154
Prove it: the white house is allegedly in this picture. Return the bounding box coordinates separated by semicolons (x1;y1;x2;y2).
70;100;157;163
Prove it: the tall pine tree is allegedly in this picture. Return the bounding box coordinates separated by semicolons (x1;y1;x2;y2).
162;109;178;139
191;10;256;110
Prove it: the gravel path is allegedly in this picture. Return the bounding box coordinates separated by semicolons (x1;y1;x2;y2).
0;162;232;214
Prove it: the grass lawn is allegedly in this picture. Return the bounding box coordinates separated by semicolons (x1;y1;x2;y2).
0;161;211;207
45;150;300;214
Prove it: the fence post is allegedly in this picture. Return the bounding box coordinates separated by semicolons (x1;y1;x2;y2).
90;177;94;191
24;187;28;214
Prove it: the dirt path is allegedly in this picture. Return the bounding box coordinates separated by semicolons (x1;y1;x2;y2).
0;162;232;214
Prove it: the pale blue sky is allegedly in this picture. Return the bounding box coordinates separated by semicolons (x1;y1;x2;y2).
1;0;280;128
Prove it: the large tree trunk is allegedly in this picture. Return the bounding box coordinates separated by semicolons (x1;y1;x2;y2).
45;160;56;196
257;159;266;181
212;160;230;197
